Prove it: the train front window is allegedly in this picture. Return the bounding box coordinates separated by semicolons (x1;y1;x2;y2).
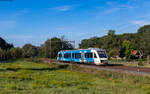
59;54;62;57
97;51;107;58
94;53;97;58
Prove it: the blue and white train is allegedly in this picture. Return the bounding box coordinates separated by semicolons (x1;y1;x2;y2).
57;48;108;65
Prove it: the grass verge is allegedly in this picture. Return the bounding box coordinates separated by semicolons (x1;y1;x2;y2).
0;60;150;94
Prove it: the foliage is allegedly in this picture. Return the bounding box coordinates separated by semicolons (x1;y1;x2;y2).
138;60;144;66
122;40;133;59
1;25;150;60
22;44;38;58
0;36;73;60
108;49;118;58
27;58;42;63
10;47;23;59
0;37;15;60
79;25;150;59
0;37;13;50
43;37;62;58
38;37;73;58
137;25;150;57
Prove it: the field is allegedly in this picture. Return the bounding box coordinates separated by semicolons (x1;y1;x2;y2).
0;60;150;94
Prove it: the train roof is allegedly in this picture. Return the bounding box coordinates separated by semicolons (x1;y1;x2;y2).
59;48;105;52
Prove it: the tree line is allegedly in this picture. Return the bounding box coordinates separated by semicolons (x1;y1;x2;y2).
79;25;150;60
0;36;73;61
1;25;150;61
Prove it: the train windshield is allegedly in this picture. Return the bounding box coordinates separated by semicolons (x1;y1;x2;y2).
97;51;107;58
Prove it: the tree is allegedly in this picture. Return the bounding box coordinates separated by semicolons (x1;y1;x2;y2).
22;44;38;58
0;37;13;50
79;26;150;60
38;45;45;58
108;30;115;36
122;40;133;60
43;37;73;58
0;48;4;60
10;47;23;59
138;25;150;57
108;49;118;58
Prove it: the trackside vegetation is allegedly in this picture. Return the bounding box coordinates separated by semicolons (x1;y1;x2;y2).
0;36;73;60
79;25;150;60
1;25;150;62
0;60;150;94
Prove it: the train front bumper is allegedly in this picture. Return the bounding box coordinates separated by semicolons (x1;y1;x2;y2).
100;60;108;64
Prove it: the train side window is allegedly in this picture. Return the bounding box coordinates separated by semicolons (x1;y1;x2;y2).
85;53;87;58
86;53;89;58
75;53;77;59
64;53;70;58
72;53;74;58
74;53;81;59
78;53;81;58
90;53;93;58
66;53;68;58
68;53;71;58
85;53;89;58
64;53;66;58
86;53;93;58
87;53;90;58
94;53;97;58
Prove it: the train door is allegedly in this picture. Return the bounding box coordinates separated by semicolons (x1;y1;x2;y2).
93;52;99;64
62;52;64;61
83;51;87;63
81;53;84;62
84;52;93;64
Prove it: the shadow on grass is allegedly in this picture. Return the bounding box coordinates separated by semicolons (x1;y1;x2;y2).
0;60;17;63
106;64;124;66
0;65;69;72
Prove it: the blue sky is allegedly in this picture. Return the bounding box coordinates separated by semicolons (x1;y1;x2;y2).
0;0;150;47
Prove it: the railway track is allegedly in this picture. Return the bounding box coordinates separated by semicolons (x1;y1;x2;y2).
43;59;150;77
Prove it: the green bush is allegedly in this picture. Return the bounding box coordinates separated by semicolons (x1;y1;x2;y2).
5;83;21;90
138;60;144;66
28;58;42;63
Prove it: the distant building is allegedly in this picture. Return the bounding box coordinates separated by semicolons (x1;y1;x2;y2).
132;50;143;59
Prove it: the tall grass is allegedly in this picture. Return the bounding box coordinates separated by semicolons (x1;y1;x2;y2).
0;60;150;94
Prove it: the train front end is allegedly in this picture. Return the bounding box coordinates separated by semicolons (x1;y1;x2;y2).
92;48;108;65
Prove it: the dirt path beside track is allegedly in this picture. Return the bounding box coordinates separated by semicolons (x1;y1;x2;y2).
42;58;150;77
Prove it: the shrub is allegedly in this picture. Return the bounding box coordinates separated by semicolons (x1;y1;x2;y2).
28;58;42;63
138;60;144;66
5;83;18;90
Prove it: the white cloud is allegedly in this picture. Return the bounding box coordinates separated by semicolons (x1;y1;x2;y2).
129;20;150;26
51;5;76;12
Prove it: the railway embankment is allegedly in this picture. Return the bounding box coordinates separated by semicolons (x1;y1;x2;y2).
39;58;150;77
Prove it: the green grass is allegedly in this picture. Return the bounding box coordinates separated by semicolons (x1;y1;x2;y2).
0;60;150;94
